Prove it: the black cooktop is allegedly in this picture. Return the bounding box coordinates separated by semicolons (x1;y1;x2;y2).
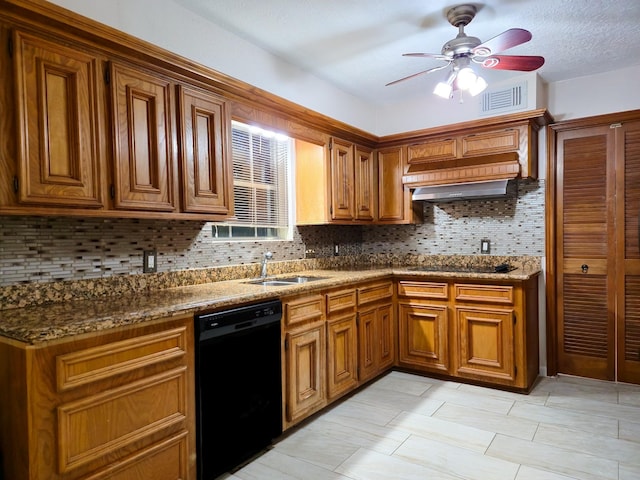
409;263;517;274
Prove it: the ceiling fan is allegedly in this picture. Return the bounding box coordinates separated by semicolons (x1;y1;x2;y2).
386;4;545;99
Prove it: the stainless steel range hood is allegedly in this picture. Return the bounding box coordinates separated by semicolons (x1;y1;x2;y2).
412;180;510;201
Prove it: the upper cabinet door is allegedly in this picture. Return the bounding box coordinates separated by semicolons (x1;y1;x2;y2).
377;146;406;222
354;146;375;221
330;138;354;221
13;30;103;208
110;62;176;211
177;86;233;216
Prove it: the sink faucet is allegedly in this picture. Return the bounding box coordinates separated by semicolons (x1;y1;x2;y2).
261;252;273;278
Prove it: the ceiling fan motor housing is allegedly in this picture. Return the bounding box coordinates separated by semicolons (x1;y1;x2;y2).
446;4;478;28
442;35;482;57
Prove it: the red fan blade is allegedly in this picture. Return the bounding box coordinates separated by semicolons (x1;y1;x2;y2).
472;28;532;56
385;63;451;86
403;52;450;61
480;55;545;71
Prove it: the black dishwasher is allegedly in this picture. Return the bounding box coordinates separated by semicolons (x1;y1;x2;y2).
194;300;283;479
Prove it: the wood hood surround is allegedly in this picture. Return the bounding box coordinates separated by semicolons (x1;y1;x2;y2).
380;110;553;188
0;0;551;222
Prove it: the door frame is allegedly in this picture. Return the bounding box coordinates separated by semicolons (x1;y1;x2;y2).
545;109;640;377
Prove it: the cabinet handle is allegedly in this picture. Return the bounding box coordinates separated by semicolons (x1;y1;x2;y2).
581;264;589;274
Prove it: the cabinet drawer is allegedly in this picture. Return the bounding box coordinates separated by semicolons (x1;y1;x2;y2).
461;129;519;157
454;284;514;305
284;294;324;328
83;431;189;480
326;289;357;315
398;281;448;300
57;367;187;473
56;327;187;392
357;281;393;305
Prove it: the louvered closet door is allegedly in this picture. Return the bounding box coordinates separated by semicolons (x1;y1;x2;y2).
556;125;616;380
618;121;640;383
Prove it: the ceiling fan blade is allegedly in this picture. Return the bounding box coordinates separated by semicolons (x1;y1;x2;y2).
385;63;451;86
480;55;545;71
402;52;450;61
472;28;532;56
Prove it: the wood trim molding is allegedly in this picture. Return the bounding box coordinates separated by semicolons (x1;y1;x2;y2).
549;109;640;132
0;0;378;147
1;0;553;151
378;109;553;148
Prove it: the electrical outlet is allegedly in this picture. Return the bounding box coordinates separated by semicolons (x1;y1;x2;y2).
143;250;157;273
480;239;491;254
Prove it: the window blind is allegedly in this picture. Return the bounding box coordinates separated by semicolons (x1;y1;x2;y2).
230;121;290;230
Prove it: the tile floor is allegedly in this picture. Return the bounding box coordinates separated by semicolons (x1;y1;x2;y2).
222;372;640;480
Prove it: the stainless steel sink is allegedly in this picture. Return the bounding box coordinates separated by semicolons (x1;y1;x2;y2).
245;275;328;286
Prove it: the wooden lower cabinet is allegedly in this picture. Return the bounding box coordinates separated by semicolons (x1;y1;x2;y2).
326;289;359;400
397;277;539;391
282;282;395;429
456;306;515;382
0;315;195;480
397;280;449;374
398;302;449;374
357;281;395;383
282;293;327;429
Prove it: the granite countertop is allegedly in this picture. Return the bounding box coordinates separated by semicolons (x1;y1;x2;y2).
0;264;541;345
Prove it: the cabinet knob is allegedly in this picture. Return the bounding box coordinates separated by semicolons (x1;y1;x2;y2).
581;264;589;274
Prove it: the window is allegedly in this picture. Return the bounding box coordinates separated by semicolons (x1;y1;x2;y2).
212;121;293;241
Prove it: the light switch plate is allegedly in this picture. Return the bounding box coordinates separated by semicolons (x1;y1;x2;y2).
480;239;491;254
143;250;157;273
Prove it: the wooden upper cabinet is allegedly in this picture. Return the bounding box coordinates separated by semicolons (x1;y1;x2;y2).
12;29;104;208
377;146;408;223
354;146;375;221
461;128;520;157
330;138;355;220
110;61;176;212
398;110;551;184
407;138;457;164
407;125;527;167
177;86;233;216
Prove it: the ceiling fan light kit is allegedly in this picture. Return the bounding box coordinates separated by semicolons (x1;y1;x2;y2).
388;4;545;101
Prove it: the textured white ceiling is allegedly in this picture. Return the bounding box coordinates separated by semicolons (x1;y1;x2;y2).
174;0;640;106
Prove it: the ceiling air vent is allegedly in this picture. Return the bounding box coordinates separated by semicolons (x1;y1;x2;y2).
480;83;527;115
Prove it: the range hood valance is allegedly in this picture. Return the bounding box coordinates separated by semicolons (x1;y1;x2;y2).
403;152;520;186
412;179;510;201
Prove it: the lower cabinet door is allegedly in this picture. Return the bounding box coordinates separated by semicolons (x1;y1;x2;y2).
377;303;395;371
357;309;377;383
398;302;449;373
327;314;358;400
456;306;515;382
285;324;326;424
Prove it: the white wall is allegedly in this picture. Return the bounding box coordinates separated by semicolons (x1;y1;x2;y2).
45;0;378;133
46;0;640;137
374;72;541;136
547;65;640;122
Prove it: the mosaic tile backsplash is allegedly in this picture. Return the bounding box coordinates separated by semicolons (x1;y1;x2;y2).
0;179;544;287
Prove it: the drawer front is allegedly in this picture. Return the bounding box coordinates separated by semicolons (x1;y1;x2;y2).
326;289;357;315
57;367;187;474
454;284;514;305
397;281;448;300
83;431;189;480
285;294;324;328
56;327;187;392
357;281;393;306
